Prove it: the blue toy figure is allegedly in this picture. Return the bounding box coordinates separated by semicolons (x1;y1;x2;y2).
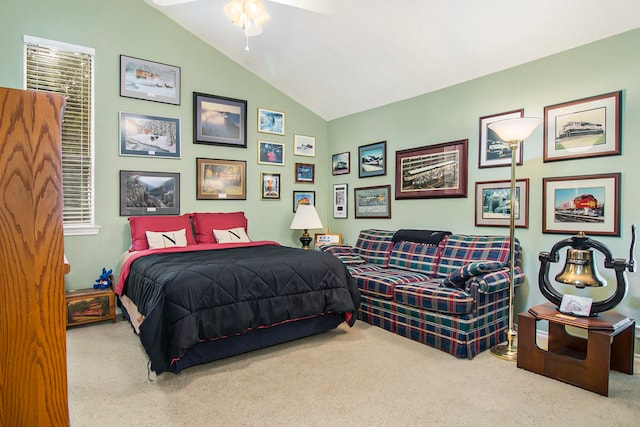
94;267;113;289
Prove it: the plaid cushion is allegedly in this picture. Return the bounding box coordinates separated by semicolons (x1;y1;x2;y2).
394;282;475;314
351;268;431;299
436;234;520;278
346;263;385;275
388;241;442;275
440;261;506;289
354;229;395;266
319;244;366;264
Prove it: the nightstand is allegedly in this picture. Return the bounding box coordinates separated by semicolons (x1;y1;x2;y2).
66;285;117;327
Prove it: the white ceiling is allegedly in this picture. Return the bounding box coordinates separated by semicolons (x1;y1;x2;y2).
145;0;640;121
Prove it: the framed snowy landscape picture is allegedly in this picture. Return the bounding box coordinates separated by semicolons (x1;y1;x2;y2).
119;112;181;158
120;55;181;105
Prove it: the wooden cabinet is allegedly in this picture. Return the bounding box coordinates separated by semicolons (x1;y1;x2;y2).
0;87;69;425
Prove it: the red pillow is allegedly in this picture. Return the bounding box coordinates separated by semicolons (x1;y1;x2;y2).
128;214;196;251
192;212;248;244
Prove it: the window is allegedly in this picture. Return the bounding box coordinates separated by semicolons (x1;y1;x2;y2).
24;36;98;235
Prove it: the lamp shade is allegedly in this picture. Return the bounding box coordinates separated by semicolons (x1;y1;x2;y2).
290;204;323;230
488;117;542;142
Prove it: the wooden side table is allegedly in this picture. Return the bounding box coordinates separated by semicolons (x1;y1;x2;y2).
517;302;635;396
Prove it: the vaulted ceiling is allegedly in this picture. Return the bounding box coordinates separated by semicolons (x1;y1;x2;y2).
145;0;640;120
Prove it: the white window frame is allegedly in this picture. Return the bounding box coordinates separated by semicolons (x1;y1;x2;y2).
23;35;99;236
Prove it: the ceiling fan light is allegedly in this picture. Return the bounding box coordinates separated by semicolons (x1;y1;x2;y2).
224;0;245;24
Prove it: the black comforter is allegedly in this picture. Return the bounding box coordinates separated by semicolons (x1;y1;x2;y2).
122;244;360;373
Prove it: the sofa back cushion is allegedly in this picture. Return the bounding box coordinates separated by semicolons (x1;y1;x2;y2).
388;241;442;275
354;229;395;266
435;234;520;278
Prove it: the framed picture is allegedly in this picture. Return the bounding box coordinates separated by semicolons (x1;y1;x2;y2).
294;134;316;157
257;140;285;166
354;185;391;219
258;108;285;135
196;158;247;200
542;173;620;236
474;179;529;228
293;190;315;212
119;170;180;216
260;172;280;200
194;92;247;147
543;91;621;162
314;233;343;247
478;109;523;168
119;55;181;105
295;163;315;183
119;112;180;158
333;183;348;218
395;139;468;199
358;141;386;178
332;152;350;175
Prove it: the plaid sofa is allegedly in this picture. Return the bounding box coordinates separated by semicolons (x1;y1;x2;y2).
320;229;524;359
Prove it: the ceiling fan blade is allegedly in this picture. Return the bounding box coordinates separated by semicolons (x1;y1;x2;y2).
152;0;196;6
269;0;336;15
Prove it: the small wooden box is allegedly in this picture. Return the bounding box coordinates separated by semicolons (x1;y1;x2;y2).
66;286;116;327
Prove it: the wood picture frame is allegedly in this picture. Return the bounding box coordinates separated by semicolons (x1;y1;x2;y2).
260;172;280;200
478;109;523;168
258;107;285;135
542;172;620;236
354;185;391;219
196;157;247;200
333;183;348;218
119;170;180;216
314;233;343;247
194;92;247;147
293;190;315;212
332;152;350;175
358;141;386;178
294;134;316;157
295;162;315;183
395;139;468;199
119;55;181;105
475;179;529;228
543;91;621;162
257;140;285;166
119;112;180;158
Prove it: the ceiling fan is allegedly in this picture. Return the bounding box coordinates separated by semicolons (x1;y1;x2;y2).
151;0;336;15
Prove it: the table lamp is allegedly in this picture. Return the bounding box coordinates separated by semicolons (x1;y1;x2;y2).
290;204;323;249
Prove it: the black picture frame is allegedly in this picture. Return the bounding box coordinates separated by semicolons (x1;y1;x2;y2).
119;112;181;158
358;141;386;178
194;92;247;147
119;170;180;216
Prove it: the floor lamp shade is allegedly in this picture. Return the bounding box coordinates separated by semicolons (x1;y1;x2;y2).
488;117;542;143
290;204;323;249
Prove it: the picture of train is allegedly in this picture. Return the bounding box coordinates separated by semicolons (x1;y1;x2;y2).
557;121;604;139
554;193;603;222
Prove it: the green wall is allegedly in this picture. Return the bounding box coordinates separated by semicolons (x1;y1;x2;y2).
327;29;640;326
2;1;639;338
1;0;329;290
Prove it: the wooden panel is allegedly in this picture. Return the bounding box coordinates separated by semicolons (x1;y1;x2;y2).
0;87;68;425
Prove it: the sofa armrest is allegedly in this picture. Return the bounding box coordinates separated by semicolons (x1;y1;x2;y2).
468;266;525;294
319;244;367;265
440;261;506;289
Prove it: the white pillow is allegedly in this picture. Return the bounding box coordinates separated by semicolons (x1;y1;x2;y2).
213;227;251;243
146;228;188;249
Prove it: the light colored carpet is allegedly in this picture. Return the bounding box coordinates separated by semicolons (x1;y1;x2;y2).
67;318;640;426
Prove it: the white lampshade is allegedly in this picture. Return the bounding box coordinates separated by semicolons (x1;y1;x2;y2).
290;204;323;230
488;117;542;142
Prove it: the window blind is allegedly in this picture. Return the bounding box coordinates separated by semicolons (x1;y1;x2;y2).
24;36;95;228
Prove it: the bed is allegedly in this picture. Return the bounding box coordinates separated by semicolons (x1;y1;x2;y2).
115;212;360;374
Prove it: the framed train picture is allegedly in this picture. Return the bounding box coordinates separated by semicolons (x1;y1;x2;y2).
542;173;620;236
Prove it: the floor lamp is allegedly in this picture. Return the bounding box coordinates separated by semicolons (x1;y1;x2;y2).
487;117;541;361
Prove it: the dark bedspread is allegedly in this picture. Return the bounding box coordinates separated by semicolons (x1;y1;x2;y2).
121;244;360;373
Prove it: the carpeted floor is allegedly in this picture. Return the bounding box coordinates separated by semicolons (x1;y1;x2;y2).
67;318;640;426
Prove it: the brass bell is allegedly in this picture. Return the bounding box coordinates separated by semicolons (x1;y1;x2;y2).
555;248;605;288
